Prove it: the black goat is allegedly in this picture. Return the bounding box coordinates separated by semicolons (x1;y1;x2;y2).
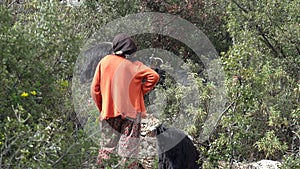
150;124;201;169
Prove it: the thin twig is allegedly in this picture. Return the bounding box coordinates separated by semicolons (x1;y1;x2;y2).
52;129;100;167
8;0;19;8
211;101;236;136
231;0;248;13
291;131;300;154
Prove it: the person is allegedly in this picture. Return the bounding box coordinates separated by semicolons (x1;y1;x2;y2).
90;33;160;168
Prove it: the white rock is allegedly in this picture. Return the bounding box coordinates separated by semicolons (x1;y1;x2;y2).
247;160;281;169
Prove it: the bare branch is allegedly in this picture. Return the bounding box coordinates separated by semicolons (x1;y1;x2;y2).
256;26;280;57
231;0;248;13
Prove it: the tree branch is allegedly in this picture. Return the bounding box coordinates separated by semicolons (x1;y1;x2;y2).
231;0;249;13
256;26;280;57
296;46;300;55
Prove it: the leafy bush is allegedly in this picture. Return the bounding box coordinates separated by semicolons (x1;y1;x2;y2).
1;0;299;168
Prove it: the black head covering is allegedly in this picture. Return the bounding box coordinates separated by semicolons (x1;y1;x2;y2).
112;33;137;57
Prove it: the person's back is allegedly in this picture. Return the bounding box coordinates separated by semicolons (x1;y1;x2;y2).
93;53;159;120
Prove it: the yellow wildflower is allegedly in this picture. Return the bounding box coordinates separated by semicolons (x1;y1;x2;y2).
21;92;29;97
30;91;37;96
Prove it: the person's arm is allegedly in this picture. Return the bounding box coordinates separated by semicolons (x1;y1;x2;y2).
90;62;102;112
136;64;160;95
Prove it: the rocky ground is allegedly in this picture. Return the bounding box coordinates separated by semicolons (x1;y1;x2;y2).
218;160;282;169
138;115;282;169
86;114;282;169
139;115;161;169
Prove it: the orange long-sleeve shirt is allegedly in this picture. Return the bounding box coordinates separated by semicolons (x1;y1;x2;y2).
91;54;160;120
